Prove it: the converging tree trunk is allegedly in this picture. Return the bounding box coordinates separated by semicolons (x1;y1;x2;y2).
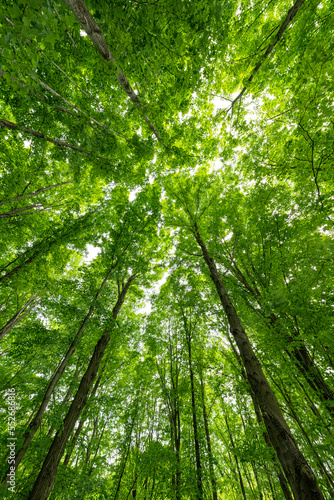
231;263;334;415
184;321;203;500
224;326;294;500
64;0;166;146
28;275;135;500
199;369;218;500
1;261;120;485
193;223;324;500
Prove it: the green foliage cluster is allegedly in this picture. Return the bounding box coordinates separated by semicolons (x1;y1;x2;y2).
0;0;333;498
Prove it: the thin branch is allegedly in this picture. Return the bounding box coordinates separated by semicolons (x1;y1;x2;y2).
221;234;238;276
0;119;116;163
0;182;73;207
54;6;78;49
178;247;202;258
216;0;306;117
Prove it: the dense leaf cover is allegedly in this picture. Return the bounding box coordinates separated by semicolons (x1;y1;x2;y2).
0;0;333;498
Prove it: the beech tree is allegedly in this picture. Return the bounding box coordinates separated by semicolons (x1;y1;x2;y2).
0;0;333;499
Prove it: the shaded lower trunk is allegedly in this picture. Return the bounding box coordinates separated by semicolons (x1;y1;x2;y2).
28;275;135;500
186;332;203;500
224;414;248;500
199;371;218;500
225;324;294;500
0;293;40;341
193;225;324;500
2;260;121;485
2;346;78;485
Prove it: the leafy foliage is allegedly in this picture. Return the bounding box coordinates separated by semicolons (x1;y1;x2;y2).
0;0;333;498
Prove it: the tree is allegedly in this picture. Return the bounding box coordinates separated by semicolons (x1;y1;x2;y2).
1;0;333;498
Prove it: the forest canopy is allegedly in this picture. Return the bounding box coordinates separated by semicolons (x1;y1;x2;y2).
0;0;333;499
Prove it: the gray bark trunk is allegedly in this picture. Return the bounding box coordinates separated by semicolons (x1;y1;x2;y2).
193;224;324;500
28;275;135;500
64;0;166;145
2;262;119;484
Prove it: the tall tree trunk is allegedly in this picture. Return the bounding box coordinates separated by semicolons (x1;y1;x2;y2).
193;224;324;500
225;323;293;500
199;370;218;500
88;421;107;476
223;0;306;111
214;422;239;500
270;376;334;493
169;337;181;500
224;414;248;500
64;0;166;146
48;357;83;438
185;329;203;500
2;261;118;484
149;471;156;500
2;350;80;484
113;406;138;500
85;418;98;465
28;275;135;500
232;263;334;414
239;412;262;499
286;340;334;417
63;372;102;466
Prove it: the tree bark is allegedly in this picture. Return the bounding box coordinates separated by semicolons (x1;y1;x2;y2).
2;262;120;485
224;414;248;500
221;0;306;113
225;326;294;500
231;263;334;415
0;293;40;341
193;223;324;500
64;0;166;146
64;372;102;466
169;336;181;500
28;275;135;500
185;328;203;500
199;370;218;500
113;407;138;500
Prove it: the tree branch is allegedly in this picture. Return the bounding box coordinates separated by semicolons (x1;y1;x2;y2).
64;0;167;146
216;0;306;117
